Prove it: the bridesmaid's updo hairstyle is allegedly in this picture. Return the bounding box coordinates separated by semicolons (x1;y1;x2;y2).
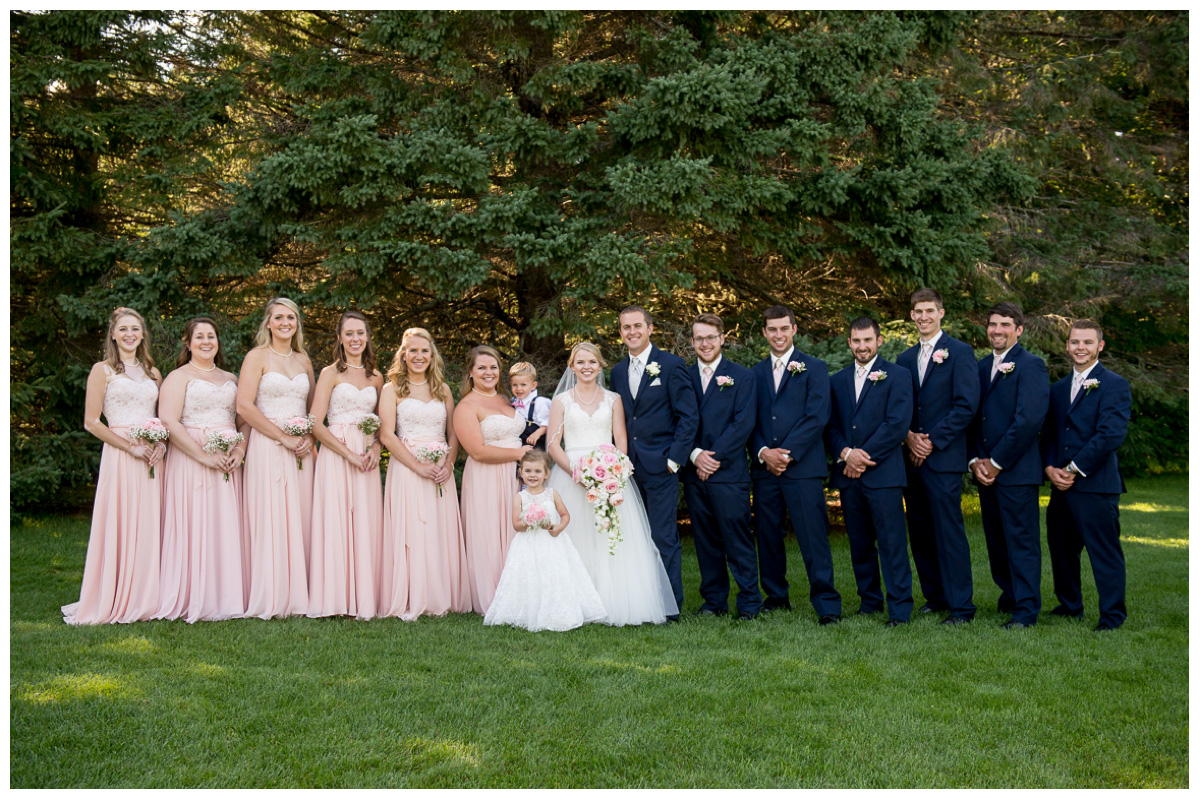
252;296;308;356
460;344;510;399
175;316;225;369
568;341;608;370
333;310;378;377
104;307;156;376
388;327;449;401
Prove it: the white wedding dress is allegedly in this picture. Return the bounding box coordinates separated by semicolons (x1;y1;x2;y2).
548;390;679;626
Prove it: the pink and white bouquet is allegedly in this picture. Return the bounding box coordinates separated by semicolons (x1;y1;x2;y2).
414;441;450;496
281;414;316;469
128;418;170;478
572;443;633;555
522;503;550;532
203;430;245;482
355;413;381;437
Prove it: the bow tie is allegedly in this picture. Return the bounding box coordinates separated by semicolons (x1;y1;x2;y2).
512;399;526;409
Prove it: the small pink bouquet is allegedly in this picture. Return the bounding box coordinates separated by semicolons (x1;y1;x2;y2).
203;430;245;482
281;414;316;469
414;442;450;496
128;418;170;478
522;503;550;532
573;443;633;555
355;413;381;437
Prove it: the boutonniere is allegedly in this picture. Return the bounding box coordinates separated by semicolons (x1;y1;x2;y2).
646;361;661;377
932;348;949;364
787;361;807;374
1082;378;1100;394
716;375;734;390
868;371;887;383
997;362;1016;376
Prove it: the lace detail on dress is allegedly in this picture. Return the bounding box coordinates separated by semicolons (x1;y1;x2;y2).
520;489;560;528
557;390;618;451
180;380;237;428
327;383;377;425
255;372;309;420
102;374;160;427
478;412;525;448
395;397;448;442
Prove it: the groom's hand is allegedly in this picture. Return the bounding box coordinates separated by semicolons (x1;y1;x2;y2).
695;450;720;480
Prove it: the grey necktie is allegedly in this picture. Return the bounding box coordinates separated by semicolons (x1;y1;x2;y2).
919;343;932;386
629;358;643;400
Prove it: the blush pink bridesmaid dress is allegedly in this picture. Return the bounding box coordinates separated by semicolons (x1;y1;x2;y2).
155;379;245;622
378;397;471;619
243;372;314;619
63;366;161;624
307;383;383;619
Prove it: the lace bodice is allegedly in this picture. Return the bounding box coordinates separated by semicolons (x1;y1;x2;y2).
327;383;377;425
255;372;309;420
519;489;560;529
396;397;448;442
557;390;618;452
478;412;525;448
180;380;237;428
102;371;159;427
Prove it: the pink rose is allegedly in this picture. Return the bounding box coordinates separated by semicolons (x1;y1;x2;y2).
611;492;624;506
599;443;616;452
602;452;618;466
593;466;607;480
867;370;887;382
932;348;949;364
603;479;620;494
586;488;601;504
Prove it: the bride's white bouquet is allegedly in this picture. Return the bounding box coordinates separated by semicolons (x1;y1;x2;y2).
573;443;633;555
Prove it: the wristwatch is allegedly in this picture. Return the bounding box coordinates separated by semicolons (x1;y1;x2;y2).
1065;463;1079;475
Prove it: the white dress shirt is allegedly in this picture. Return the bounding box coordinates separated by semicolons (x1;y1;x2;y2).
918;331;942;386
690;354;723;465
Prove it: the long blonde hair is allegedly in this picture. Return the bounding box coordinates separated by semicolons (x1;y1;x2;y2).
252;296;308;355
103;307;156;376
388;328;449;401
459;344;510;399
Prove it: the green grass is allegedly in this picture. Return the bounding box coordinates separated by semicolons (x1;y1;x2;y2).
10;475;1188;787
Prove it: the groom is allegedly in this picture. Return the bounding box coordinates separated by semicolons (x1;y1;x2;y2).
610;305;699;617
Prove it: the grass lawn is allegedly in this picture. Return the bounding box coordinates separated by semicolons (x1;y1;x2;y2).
10;474;1188;787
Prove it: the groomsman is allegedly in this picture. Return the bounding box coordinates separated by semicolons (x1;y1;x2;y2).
826;317;914;626
609;306;699;618
749;305;840;624
1041;320;1132;631
897;288;980;624
682;313;761;620
968;302;1049;629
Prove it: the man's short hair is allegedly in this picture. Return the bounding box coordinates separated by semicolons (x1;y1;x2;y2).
620;305;652;326
763;305;796;327
910;288;943;309
693;313;724;334
1069;318;1104;340
848;316;880;337
509;362;537;380
987;302;1025;327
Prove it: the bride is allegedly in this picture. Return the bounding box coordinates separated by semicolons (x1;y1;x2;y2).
547;342;679;626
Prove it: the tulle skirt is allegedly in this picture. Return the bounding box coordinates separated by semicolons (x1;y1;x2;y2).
549;450;678;626
242;427;314;619
155;426;245;623
484;528;607;632
379;438;472;619
63;433;161;624
307;425;383;619
460;456;519;614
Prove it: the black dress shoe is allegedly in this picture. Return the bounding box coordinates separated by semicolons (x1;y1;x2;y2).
665;615;681;624
918;603;946;614
1001;619;1031;629
762;601;792;613
941;616;969;626
737;612;758;622
818;614;840;626
1094;621;1121;632
884;618;907;627
856;607;883;616
997;602;1015;615
1049;605;1084;620
693;607;726;617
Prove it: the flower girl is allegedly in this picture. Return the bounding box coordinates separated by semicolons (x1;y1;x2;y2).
483;450;606;632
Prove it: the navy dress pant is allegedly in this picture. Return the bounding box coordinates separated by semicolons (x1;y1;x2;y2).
634;467;684;614
840;481;913;621
1047;489;1126;628
753;475;840;617
904;463;976;619
684;479;762;616
978;483;1042;625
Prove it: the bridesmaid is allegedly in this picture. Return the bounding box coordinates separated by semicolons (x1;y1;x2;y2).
452;345;531;613
378;328;471;619
307;311;385;619
63;307;164;624
155;317;249;622
236;297;316;619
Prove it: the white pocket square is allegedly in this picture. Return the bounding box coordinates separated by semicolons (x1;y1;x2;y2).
650;378;662;386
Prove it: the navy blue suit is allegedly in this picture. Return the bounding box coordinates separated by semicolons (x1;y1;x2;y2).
749;350;840;617
610;344;699;611
968;344;1049;625
682;357;761;616
826;358;914;621
896;332;980;619
1041;362;1131;628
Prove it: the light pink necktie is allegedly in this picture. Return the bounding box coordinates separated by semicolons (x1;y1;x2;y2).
773;358;784;391
701;365;713;393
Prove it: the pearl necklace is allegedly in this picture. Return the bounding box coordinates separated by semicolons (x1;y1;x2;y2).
269;344;294;358
189;360;217;373
409;377;428;385
472;387;498;397
574;383;601;406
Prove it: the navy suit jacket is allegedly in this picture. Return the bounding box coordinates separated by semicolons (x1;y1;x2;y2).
609;344;699;475
896;332;980;473
748;350;830;481
968;344;1049;486
1040;362;1131;494
826;358;913;490
682;358;756;485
